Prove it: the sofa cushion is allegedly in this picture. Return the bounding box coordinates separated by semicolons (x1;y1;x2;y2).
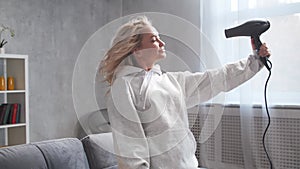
0;144;48;169
33;138;90;169
81;132;118;169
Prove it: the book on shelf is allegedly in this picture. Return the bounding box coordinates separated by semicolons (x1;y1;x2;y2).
10;104;19;124
16;103;21;123
2;104;11;125
0;103;21;125
0;105;5;125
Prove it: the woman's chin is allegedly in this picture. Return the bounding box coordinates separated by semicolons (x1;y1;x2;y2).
160;52;167;59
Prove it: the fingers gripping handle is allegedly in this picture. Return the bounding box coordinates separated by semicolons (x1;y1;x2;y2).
253;36;271;71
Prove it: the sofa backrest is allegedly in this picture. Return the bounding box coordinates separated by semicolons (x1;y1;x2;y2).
0;138;90;169
33;138;90;169
0;133;118;169
0;143;48;169
81;132;118;169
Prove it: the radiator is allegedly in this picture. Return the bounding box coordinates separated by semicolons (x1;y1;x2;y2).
188;105;300;169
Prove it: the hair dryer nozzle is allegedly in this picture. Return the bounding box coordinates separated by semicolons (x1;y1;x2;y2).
225;20;270;38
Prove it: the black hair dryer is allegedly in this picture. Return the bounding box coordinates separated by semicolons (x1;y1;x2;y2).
225;20;271;70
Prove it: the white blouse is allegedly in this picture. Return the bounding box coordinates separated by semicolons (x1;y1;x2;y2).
107;54;263;169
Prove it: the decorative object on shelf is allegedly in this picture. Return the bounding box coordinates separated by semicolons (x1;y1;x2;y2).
7;76;14;90
0;24;15;54
0;48;4;54
0;76;5;90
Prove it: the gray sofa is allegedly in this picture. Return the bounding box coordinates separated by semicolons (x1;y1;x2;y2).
0;132;118;169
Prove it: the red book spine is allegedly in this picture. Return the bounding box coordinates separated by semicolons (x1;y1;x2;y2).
11;104;18;124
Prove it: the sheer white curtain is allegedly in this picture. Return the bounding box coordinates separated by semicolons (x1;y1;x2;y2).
199;0;300;168
201;0;300;105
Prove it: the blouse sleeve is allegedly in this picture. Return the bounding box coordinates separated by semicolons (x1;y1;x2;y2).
169;54;264;108
107;77;150;169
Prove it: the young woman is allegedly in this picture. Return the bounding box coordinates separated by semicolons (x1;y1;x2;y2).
100;16;270;169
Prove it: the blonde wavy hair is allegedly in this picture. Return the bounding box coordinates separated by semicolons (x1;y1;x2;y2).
99;16;152;85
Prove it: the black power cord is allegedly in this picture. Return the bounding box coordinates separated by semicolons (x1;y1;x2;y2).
262;59;273;169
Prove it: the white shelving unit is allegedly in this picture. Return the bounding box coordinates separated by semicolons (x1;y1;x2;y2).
0;54;29;146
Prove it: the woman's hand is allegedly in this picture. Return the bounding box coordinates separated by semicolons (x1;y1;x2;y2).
258;43;270;58
251;38;271;57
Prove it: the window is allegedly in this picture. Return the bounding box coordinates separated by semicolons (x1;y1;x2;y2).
201;0;300;106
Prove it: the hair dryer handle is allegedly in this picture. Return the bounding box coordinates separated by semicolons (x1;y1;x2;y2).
252;36;271;71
